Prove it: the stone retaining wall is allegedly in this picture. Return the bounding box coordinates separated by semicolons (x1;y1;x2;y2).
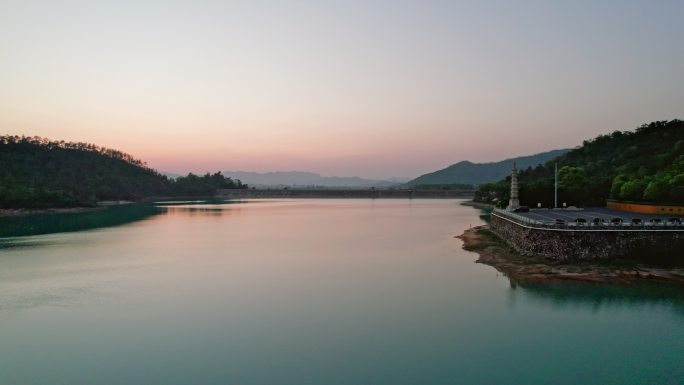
490;212;684;260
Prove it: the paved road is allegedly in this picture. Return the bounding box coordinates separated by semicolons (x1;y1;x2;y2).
517;208;681;223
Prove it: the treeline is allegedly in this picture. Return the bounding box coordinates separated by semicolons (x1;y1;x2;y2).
0;136;246;208
174;172;246;196
475;120;684;207
1;135;150;168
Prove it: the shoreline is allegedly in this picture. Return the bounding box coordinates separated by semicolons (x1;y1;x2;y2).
0;197;474;217
459;201;494;209
0;201;135;217
0;207;106;217
457;225;684;284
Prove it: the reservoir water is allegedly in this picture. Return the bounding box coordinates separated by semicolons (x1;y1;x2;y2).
0;199;682;384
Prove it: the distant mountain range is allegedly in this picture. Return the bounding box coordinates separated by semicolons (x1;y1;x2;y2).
163;149;569;189
221;171;407;188
407;149;570;186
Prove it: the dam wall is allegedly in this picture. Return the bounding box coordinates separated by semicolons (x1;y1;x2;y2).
217;189;474;199
490;209;684;261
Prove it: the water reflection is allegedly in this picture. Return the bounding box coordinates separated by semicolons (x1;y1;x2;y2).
0;199;252;241
163;207;227;215
0;199;682;384
510;279;684;318
154;198;246;206
0;204;163;240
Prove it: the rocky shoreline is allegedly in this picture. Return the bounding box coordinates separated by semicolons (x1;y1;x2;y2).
458;225;684;284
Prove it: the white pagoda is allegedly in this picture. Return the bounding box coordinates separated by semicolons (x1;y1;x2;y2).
507;162;520;211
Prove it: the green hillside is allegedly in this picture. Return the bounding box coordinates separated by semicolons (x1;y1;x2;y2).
407;149;570;186
0;136;246;208
474;120;684;207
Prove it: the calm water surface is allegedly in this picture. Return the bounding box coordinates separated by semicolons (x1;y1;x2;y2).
0;199;682;384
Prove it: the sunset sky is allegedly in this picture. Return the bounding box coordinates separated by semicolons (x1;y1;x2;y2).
1;1;682;179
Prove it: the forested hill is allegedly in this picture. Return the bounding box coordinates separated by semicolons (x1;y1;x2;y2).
407;149;570;186
0;136;246;208
474;120;684;207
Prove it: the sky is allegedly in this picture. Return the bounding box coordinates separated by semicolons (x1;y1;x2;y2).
1;0;683;179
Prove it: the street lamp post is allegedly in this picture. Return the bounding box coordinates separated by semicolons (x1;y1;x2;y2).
554;162;558;209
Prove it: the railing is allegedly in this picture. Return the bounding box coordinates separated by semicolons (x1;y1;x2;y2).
491;208;684;231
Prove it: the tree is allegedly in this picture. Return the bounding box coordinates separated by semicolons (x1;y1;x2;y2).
619;179;646;201
558;166;589;205
610;175;627;199
643;179;670;201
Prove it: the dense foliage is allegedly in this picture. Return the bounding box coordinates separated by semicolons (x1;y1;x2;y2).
174;172;246;196
475;120;684;207
0;136;246;208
